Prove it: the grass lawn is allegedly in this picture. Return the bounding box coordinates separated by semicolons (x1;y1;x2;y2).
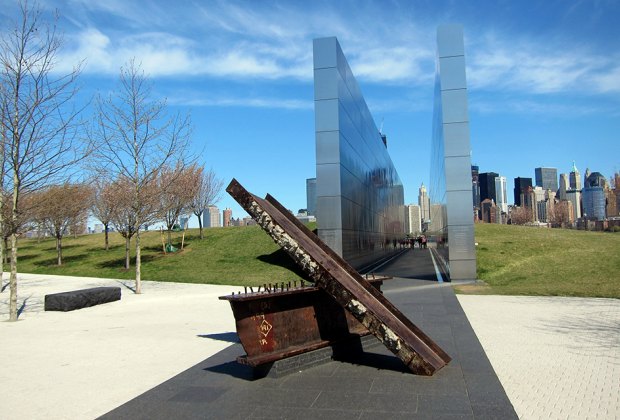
12;225;307;287
457;223;620;298
8;222;619;298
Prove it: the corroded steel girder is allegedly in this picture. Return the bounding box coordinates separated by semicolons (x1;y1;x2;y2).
226;179;451;375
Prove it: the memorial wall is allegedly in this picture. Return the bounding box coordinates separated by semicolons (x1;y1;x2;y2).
313;37;405;271
429;25;477;280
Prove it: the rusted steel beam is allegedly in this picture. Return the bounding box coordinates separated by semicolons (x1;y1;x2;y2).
219;279;384;366
226;178;451;375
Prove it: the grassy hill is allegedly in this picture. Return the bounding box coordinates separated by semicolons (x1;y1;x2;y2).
471;223;619;298
8;222;619;298
13;226;307;287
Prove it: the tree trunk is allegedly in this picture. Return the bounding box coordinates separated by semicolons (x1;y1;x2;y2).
104;223;109;250
125;236;130;269
167;228;172;246
198;213;204;240
3;237;7;265
9;233;18;321
0;235;4;289
135;230;141;294
57;236;63;266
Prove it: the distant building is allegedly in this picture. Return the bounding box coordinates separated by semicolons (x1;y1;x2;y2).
566;189;582;219
93;224;104;234
204;206;221;228
479;172;499;203
605;189;617;218
471;165;480;209
582;172;607;220
223;208;232;227
480;199;498;223
427;203;444;232
306;178;317;216
418;184;430;222
535;167;558;192
179;217;189;229
514;177;532;206
559;173;569;200
569;161;581;190
494;176;508;214
405;204;422;235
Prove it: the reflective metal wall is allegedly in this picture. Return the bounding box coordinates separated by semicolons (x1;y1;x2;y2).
430;25;477;280
314;37;405;270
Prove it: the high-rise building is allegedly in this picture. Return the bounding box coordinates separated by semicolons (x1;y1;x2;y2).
514;177;532;206
494;176;508;213
306;178;317;216
569;161;581;190
480;199;497;223
584;168;591;188
405;204;421;235
566;190;582;219
559;173;569;200
471;165;480;208
582;172;607;220
204;206;221;228
479;172;499;203
223;208;232;227
535;167;558;193
418;183;430;221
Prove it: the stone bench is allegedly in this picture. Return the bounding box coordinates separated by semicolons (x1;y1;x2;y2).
44;287;121;312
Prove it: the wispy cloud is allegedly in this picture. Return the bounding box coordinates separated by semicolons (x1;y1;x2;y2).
170;95;313;110
45;0;620;101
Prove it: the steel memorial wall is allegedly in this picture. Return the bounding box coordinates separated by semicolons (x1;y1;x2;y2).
313;37;405;271
429;24;477;280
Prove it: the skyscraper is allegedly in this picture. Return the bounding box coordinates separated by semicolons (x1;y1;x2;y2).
471;165;480;208
494;176;508;213
535;167;558;192
582;172;607;220
306;178;316;216
478;172;499;203
204;206;221;228
514;177;532;206
569;162;581;190
418;183;430;221
559;173;569;200
405;204;421;235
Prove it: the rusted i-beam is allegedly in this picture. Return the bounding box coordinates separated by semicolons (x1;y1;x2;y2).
226;178;450;375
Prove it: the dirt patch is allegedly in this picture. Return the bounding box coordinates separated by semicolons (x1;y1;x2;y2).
453;282;494;295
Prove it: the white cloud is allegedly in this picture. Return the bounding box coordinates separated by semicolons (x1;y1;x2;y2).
467;36;620;95
171;95;312;110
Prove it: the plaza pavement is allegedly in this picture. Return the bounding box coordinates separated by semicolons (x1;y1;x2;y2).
1;269;618;419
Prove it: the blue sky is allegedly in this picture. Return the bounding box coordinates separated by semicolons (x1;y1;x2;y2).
2;0;619;226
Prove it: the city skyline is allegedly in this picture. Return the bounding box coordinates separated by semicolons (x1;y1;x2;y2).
1;1;618;226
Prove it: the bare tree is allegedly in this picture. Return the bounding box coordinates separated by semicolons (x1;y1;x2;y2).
0;2;87;320
510;206;532;225
190;168;224;240
108;177;138;270
158;164;201;246
33;183;92;265
92;61;191;293
91;179;117;250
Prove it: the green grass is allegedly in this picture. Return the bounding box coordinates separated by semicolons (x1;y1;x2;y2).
470;224;620;298
9;222;619;298
12;225;309;287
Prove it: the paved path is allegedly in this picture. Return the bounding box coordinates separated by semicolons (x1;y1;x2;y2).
2;251;619;419
0;273;236;419
458;295;620;420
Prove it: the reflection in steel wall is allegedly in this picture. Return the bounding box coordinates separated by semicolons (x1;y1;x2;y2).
430;25;477;280
313;37;405;271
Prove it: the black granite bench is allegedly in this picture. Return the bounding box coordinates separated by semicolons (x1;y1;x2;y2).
44;287;121;312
